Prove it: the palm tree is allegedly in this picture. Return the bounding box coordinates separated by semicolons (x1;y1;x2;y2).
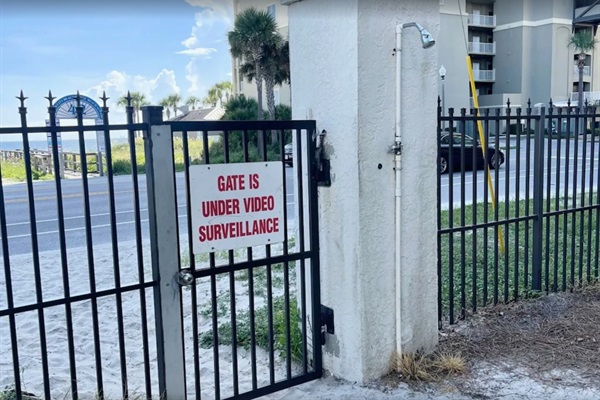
216;81;233;104
186;96;201;110
263;40;289;120
168;93;181;116
203;87;220;107
117;92;149;137
159;98;172;120
228;8;280;121
568;30;598;109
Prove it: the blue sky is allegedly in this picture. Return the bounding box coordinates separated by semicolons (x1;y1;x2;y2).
0;0;233;137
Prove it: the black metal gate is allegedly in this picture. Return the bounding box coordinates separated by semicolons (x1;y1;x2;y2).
437;99;600;327
0;93;323;400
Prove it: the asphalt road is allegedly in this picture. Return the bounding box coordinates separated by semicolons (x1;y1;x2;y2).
1;167;296;256
440;137;600;209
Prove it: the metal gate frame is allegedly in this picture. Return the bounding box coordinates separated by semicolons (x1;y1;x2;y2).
142;106;324;399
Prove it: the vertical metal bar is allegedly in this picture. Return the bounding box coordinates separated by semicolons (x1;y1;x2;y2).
447;109;455;323
572;108;581;286
48;97;78;399
76;97;103;398
554;107;562;292
564;106;573;290
436;101;443;327
0;136;21;400
18;94;49;399
120;99;152;398
579;106;588;282
483;108;490;306
586;106;595;283
524;107;533;292
471;110;478;312
182;130;202;399
459;110;466;319
222;130;240;395
493;107;501;304
545;104;553;293
514;106;523;300
504;104;511;303
295;128;308;372
591;107;599;281
279;130;293;377
532;107;545;291
242;130;258;390
307;123;323;375
142;106;186;398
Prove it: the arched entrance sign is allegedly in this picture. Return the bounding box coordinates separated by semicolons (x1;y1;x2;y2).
49;94;105;175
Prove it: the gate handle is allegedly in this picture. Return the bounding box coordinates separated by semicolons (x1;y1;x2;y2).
177;269;194;287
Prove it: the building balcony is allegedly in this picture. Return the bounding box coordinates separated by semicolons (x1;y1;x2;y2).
468;42;496;55
472;69;495;82
468;14;496;28
573;65;591;77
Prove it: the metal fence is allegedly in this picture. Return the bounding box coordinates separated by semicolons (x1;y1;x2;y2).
0;93;323;399
437;99;600;326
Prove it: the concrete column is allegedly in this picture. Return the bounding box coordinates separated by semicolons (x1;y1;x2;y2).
285;0;439;383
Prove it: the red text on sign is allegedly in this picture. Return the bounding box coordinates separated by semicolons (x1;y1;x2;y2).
202;199;240;217
217;174;245;191
198;218;280;242
249;173;260;189
243;195;275;213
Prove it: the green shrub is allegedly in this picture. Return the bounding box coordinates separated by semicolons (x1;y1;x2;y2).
199;297;304;362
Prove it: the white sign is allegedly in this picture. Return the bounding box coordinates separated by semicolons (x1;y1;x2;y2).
96;119;105;153
190;162;285;253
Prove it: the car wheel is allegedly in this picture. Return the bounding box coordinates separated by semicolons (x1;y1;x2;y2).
439;156;448;174
488;153;504;169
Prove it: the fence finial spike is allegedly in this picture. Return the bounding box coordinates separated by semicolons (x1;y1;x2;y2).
45;90;56;106
100;91;109;107
76;91;81;107
527;98;531;108
507;98;511;108
126;91;132;107
567;98;571;107
16;90;28;107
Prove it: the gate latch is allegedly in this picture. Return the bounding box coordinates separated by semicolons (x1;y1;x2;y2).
314;130;331;187
320;305;334;345
177;269;194;287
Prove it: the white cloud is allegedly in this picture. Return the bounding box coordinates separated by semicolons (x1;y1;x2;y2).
184;0;233;23
185;60;200;94
177;47;217;57
178;9;224;59
83;69;181;111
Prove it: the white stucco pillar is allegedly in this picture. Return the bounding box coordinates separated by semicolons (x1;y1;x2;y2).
285;0;440;383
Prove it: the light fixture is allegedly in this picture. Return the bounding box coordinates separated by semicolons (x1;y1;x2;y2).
401;22;436;49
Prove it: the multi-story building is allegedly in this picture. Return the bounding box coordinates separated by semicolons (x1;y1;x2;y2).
231;0;291;108
232;0;600;110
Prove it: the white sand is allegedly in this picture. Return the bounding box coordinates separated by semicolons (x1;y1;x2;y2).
0;235;305;399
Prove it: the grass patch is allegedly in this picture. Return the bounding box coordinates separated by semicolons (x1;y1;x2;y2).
440;194;600;321
390;351;466;382
199;297;304;362
0;160;53;182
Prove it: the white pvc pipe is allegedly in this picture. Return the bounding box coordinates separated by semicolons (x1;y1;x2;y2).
394;23;403;357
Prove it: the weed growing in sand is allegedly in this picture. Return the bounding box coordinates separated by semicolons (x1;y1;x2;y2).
198;297;304;361
0;387;39;400
391;351;466;382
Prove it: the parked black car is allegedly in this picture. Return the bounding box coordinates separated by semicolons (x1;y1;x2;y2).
439;133;504;174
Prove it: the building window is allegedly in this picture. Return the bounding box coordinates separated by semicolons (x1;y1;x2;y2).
267;4;276;19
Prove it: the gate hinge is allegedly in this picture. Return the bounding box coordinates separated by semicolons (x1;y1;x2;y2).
313;129;331;187
389;141;402;155
320;305;334;345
